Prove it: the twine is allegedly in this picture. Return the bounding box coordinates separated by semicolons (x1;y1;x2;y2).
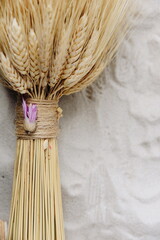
16;99;62;139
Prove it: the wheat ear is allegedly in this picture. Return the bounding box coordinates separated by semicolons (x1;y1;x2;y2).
29;29;40;83
40;4;55;87
8;18;33;90
64;29;99;88
64;64;104;95
49;27;71;87
8;18;29;75
0;52;27;94
61;15;88;80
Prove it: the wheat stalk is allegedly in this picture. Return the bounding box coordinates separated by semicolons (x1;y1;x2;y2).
8;138;64;240
0;220;7;240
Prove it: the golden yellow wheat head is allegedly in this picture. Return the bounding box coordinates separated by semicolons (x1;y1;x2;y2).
0;0;133;100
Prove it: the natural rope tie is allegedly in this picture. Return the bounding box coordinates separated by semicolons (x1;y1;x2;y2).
16;99;62;139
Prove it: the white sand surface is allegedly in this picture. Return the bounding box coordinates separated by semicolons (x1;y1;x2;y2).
0;1;160;239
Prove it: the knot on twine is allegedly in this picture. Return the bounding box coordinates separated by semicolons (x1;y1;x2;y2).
16;99;62;139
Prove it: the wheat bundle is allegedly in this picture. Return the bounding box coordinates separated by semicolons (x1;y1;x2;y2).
0;0;133;239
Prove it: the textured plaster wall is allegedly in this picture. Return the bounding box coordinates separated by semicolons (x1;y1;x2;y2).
0;1;160;239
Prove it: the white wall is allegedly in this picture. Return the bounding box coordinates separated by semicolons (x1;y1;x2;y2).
0;1;160;239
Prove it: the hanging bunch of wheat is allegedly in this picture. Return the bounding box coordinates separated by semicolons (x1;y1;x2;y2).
0;0;133;239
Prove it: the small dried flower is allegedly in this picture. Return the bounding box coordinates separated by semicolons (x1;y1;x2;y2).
22;99;37;132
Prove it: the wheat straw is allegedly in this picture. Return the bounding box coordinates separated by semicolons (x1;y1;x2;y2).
0;220;7;240
8;138;64;240
0;0;135;239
